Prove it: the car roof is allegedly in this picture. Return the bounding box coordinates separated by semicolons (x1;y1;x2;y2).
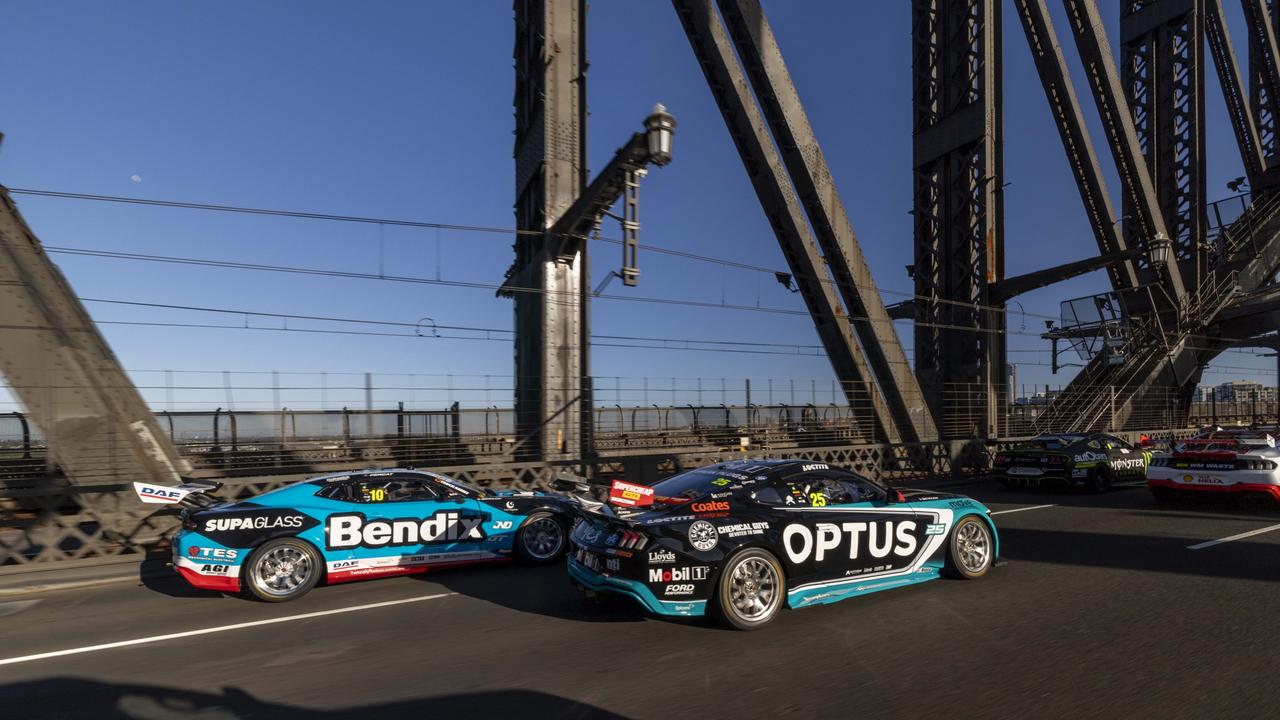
304;468;438;486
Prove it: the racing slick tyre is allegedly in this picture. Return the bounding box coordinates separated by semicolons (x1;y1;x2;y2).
1088;466;1113;494
713;548;785;631
243;537;322;602
943;516;994;580
514;512;567;564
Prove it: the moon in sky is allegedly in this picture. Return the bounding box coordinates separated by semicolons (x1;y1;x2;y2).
130;174;142;183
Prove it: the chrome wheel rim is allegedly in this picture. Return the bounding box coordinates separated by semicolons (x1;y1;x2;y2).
251;545;313;597
727;557;780;622
523;517;564;560
955;522;991;574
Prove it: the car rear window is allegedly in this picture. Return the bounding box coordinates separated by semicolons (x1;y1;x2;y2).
649;467;747;499
1026;435;1084;450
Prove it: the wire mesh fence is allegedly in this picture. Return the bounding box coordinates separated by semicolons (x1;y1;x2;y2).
0;374;1268;570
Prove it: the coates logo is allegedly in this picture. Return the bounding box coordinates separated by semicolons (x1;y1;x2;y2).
204;515;305;533
187;546;238;561
689;500;730;514
647;565;710;582
648;549;677;564
326;512;484;550
783;521;919;564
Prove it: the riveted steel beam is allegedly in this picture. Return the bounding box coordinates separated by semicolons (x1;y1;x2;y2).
512;0;587;461
1206;0;1267;185
1244;0;1280;166
1014;0;1139;291
0;186;190;488
1062;0;1187;301
715;0;937;443
672;0;898;442
911;0;1006;439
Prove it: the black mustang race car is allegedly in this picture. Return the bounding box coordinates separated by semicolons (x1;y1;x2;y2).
992;432;1150;492
567;459;998;630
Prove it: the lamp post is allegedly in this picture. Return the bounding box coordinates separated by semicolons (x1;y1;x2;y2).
645;103;677;166
1148;232;1172;271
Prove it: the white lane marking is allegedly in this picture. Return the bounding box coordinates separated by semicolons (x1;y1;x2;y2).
0;591;456;667
990;504;1056;516
1187;523;1280;550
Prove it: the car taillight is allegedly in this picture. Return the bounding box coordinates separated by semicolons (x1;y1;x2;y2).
616;530;648;550
993;454;1008;464
1048;455;1067;465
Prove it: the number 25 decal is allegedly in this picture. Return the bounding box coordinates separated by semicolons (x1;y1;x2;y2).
808;492;827;508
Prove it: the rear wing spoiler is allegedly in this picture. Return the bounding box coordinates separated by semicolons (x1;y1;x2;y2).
133;480;224;509
550;473;688;519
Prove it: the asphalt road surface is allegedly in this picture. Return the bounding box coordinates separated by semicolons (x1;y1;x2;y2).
3;480;1280;719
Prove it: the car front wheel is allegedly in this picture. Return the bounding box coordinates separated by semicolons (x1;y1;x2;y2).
944;516;994;579
243;538;321;602
714;548;785;630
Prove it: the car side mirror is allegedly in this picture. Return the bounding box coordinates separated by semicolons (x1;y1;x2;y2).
884;489;904;505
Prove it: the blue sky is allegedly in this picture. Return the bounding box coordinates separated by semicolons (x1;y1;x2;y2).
0;0;1275;412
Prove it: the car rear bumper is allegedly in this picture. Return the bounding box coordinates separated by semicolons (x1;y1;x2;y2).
567;558;706;617
1147;477;1280;500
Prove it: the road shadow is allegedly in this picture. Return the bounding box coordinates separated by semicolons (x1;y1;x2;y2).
0;678;630;719
998;525;1280;582
411;560;689;626
137;557;225;599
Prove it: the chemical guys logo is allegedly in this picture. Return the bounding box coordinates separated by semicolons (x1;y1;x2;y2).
326;512;484;550
783;521;919;564
687;520;718;551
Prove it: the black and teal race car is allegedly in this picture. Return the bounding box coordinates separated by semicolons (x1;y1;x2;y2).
567;459;998;630
991;433;1150;492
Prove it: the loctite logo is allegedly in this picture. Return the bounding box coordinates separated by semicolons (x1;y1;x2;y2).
648;566;710;582
782;521;919;563
326;512;484;550
204;515;305;533
689;500;730;514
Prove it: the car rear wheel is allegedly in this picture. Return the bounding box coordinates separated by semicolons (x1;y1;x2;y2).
1088;466;1113;493
714;548;785;631
515;512;566;564
944;516;993;579
244;538;321;602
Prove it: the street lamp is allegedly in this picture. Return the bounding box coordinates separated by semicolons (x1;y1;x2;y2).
645;103;677;166
1148;232;1172;271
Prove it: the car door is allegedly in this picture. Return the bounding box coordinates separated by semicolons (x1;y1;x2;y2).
771;471;922;589
1104;434;1146;476
335;474;488;570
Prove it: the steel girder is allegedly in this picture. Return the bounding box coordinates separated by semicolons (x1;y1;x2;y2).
671;0;900;442
1206;0;1267;185
1013;0;1139;291
911;0;1005;439
713;0;938;443
0;187;191;488
512;0;587;461
1246;0;1280;168
1121;0;1207;292
1063;0;1187;302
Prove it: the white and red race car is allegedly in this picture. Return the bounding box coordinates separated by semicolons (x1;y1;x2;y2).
1147;428;1280;502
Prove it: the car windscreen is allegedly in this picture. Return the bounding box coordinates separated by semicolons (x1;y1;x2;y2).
1025;435;1085;450
649;467;739;499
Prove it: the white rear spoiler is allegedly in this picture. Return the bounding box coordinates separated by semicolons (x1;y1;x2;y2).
133;481;221;506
